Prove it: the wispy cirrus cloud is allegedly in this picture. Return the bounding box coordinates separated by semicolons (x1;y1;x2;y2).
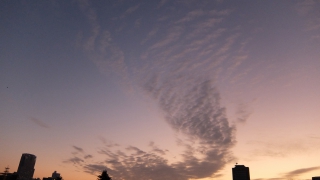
235;102;252;123
73;146;84;153
254;166;320;180
149;141;168;155
29;117;50;128
120;4;140;19
247;140;308;158
175;9;205;24
252;178;285;180
282;166;320;179
294;1;320;40
76;0;130;88
63;157;84;165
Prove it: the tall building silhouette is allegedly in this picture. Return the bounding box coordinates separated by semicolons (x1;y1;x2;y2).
232;164;250;180
17;153;36;180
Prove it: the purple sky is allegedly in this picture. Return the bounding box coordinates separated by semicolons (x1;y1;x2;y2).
1;1;320;180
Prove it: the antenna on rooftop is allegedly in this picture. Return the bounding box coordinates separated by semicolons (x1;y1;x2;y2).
3;167;9;180
4;166;9;174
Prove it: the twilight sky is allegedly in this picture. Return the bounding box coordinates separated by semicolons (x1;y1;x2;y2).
1;1;320;180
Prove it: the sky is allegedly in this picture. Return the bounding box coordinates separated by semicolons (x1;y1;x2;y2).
0;0;320;180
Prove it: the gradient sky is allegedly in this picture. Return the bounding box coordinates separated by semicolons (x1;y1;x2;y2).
1;1;320;180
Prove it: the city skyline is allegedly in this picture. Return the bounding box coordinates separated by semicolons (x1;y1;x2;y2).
1;157;319;180
1;1;320;180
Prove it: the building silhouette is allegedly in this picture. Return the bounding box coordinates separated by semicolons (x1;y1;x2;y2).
17;153;36;180
42;171;61;180
51;171;60;179
312;177;320;180
232;164;250;180
0;167;19;180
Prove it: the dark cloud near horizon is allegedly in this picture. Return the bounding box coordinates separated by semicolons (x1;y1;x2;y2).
252;166;320;180
252;178;285;180
84;145;187;180
283;166;320;178
78;79;237;180
29;117;50;128
84;164;108;175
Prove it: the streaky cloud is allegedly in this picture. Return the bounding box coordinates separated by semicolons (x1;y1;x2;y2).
63;157;84;165
29;117;50;128
283;166;320;178
84;154;93;159
73;145;84;153
235;102;252;123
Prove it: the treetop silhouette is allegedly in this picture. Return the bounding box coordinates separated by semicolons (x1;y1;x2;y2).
97;170;111;180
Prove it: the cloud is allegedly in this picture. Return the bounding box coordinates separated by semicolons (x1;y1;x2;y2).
142;78;236;179
294;1;316;16
68;2;258;179
283;166;320;179
235;103;252;123
149;142;167;155
157;0;168;8
76;0;130;89
125;146;146;155
253;166;320;180
141;27;159;44
125;4;140;14
152;80;235;146
83;164;108;174
252;178;285;180
73;146;84;153
138;5;248;88
84;155;93;159
63;157;84;165
149;26;184;50
87;18;243;180
29;117;50;128
175;9;205;24
294;1;320;39
247;140;308;158
83;146;185;180
69;125;234;180
98;137;120;148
